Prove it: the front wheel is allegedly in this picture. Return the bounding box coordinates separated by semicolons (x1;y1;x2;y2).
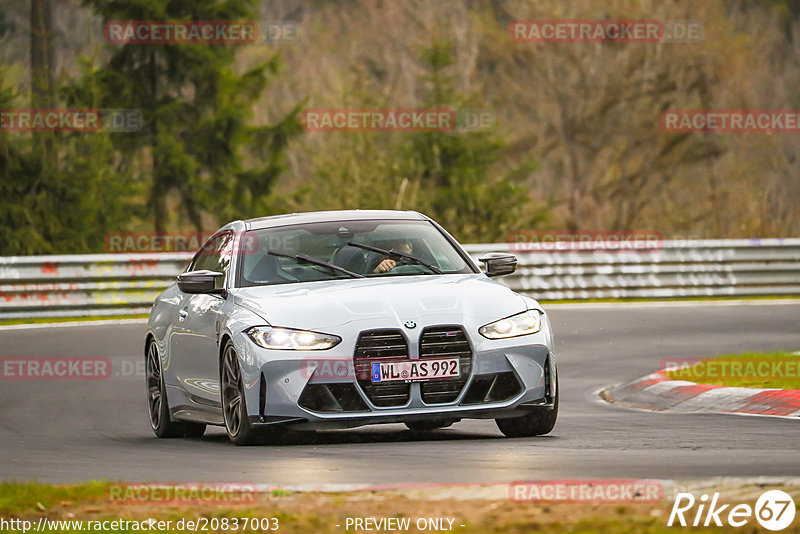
146;340;205;438
496;377;558;438
221;341;260;445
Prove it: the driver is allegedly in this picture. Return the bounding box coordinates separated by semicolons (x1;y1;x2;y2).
373;239;413;273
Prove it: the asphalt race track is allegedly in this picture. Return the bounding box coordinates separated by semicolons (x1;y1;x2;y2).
1;302;798;485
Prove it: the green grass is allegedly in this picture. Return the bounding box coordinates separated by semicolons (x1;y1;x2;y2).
0;482;107;514
1;482;799;534
664;351;800;388
0;314;148;326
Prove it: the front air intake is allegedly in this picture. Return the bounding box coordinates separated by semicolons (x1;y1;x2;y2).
298;383;370;413
461;372;523;405
544;356;553;402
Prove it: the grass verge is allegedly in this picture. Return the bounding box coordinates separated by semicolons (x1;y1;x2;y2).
0;315;148;326
1;481;799;533
664;351;800;388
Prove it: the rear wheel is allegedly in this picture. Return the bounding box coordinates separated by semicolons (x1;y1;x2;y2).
146;340;206;438
496;377;558;438
221;341;260;445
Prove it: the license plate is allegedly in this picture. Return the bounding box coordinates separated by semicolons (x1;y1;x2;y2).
371;359;460;383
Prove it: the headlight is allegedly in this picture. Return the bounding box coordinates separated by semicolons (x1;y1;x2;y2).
479;310;542;339
246;326;341;350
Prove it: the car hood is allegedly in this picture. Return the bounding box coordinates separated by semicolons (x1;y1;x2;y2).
231;274;533;330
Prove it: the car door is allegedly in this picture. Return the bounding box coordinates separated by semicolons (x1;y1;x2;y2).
169;232;234;404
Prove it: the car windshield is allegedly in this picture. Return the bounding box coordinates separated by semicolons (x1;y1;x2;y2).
238;219;474;287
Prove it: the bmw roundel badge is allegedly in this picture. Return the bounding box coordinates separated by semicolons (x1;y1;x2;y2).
404;320;417;329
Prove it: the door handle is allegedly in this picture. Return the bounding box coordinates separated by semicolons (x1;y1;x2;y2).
178;308;188;322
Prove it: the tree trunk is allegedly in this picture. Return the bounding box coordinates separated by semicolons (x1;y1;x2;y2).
30;0;55;165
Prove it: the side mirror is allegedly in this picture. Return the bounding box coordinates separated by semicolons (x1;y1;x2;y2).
177;270;225;294
478;253;517;278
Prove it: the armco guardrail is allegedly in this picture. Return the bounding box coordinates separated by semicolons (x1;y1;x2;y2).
1;239;799;319
0;253;193;319
470;238;800;300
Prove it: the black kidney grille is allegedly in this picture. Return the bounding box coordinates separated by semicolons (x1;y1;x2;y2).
418;326;472;404
354;329;410;407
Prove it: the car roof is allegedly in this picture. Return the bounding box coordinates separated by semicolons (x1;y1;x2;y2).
243;209;428;230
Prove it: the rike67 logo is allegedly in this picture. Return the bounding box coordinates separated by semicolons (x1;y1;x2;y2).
668;490;796;531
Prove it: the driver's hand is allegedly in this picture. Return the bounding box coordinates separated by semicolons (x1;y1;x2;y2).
374;259;397;273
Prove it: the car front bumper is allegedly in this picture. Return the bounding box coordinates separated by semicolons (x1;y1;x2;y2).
235;328;556;430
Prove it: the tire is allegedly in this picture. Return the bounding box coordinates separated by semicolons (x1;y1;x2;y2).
496;376;558;438
220;341;260;445
146;340;206;438
404;420;455;432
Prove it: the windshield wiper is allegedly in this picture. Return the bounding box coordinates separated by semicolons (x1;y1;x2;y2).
266;250;365;279
345;241;443;274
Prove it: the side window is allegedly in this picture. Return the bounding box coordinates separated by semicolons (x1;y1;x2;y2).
189;232;233;289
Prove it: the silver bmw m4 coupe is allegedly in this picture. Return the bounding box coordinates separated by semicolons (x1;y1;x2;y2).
145;210;558;444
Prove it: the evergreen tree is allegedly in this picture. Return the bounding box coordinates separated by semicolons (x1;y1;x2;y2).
401;41;542;243
79;0;302;232
0;64;134;255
